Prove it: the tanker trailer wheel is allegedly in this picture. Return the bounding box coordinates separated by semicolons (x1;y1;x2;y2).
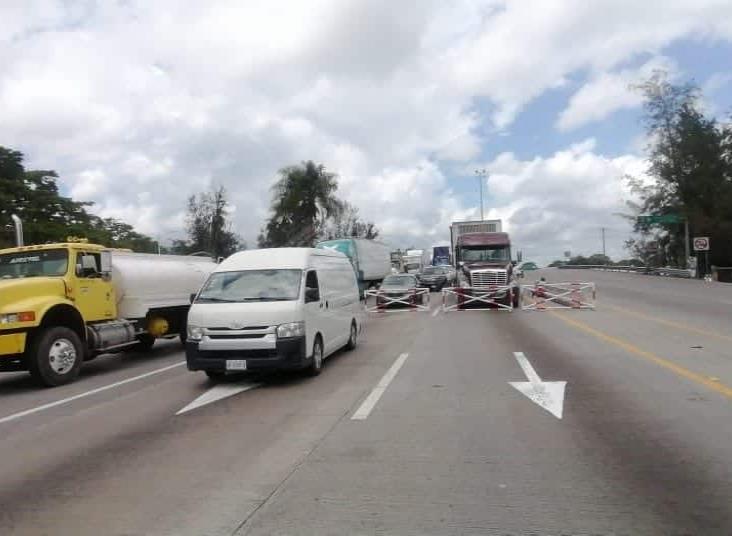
28;327;84;387
136;333;156;351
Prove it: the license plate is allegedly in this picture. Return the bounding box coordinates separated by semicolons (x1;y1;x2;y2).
226;359;247;371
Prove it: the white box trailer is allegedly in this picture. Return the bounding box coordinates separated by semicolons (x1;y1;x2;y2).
403;249;424;274
316;238;391;294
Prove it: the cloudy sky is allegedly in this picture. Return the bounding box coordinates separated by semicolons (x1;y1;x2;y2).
3;0;732;263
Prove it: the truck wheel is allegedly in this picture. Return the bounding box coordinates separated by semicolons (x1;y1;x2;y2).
345;321;358;350
28;327;84;387
136;334;156;351
306;337;323;377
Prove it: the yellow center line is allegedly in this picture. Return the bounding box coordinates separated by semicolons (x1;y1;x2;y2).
604;303;732;343
550;312;732;401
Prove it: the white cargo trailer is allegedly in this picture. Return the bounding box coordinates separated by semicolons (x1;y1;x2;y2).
316;238;391;294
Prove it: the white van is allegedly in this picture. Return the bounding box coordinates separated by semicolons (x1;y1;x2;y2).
185;247;362;379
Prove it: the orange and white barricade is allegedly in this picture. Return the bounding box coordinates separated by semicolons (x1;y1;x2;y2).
364;288;430;313
442;285;515;312
521;281;595;311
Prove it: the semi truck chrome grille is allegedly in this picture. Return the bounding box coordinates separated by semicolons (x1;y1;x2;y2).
470;270;507;287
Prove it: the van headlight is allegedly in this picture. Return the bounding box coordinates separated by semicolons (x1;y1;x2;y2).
276;321;305;339
187;325;204;341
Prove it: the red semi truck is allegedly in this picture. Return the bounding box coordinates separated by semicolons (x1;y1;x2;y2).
451;223;520;309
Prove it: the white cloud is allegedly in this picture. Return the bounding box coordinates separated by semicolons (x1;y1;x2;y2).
557;56;677;131
446;0;732;128
476;139;649;264
2;0;732;260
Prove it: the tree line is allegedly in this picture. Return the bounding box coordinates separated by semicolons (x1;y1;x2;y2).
624;72;732;270
1;146;377;256
548;254;643;268
0;146;158;251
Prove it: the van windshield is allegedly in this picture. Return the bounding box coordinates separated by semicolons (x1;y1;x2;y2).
196;269;302;302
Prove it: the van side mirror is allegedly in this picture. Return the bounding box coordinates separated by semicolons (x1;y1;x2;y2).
305;287;320;303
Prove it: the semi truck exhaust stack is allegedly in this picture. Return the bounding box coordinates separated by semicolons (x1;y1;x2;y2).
11;214;23;246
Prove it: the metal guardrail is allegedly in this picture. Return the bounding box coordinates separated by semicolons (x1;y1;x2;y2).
556;264;693;278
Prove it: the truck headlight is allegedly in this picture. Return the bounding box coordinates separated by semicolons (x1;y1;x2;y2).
0;311;35;324
187;325;204;341
276;321;305;339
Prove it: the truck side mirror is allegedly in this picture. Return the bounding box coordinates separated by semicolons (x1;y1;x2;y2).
511;260;517;266
190;293;197;304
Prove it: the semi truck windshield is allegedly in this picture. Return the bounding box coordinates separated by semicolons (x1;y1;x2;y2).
460;247;509;262
0;249;68;279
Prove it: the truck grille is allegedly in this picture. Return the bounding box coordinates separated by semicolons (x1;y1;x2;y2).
470;270;507;288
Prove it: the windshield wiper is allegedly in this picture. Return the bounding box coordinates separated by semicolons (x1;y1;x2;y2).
196;297;239;303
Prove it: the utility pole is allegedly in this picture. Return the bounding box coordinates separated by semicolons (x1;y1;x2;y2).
601;227;606;259
474;169;487;220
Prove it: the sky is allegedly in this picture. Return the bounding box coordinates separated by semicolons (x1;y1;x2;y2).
2;0;732;265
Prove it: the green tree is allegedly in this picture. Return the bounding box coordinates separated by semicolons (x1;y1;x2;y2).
173;186;242;258
258;161;343;247
320;201;379;241
626;73;732;270
0;146;157;251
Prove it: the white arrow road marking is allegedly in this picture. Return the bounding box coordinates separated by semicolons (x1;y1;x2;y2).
176;382;261;415
508;351;566;419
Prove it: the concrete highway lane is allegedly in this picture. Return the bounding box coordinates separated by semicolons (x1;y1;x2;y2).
1;275;731;535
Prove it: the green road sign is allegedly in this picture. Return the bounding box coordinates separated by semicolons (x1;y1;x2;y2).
637;214;683;224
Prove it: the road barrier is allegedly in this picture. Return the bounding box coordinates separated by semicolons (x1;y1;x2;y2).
521;281;596;311
442;286;514;312
364;288;430;313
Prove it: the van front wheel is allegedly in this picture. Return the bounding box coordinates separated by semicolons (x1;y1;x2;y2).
306;337;323;377
345;322;358;351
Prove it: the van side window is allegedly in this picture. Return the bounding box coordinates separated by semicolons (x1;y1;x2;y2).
305;270;319;289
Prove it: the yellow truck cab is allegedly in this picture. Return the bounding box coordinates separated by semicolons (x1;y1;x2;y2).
0;240;214;386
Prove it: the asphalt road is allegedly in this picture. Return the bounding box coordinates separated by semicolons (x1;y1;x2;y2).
1;270;731;535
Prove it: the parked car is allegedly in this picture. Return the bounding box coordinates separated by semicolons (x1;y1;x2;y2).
416;265;454;291
185;247;362;379
436;264;457;285
376;274;425;308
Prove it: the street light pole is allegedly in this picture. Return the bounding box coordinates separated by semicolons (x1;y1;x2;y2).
474;169;487;220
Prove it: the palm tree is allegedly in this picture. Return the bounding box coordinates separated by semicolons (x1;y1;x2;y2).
264;161;343;247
